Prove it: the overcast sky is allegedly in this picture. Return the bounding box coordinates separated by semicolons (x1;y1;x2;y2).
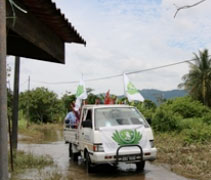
7;0;211;96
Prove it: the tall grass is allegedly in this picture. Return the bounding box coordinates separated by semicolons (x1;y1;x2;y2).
18;110;63;143
154;133;211;180
9;151;67;180
9;150;54;172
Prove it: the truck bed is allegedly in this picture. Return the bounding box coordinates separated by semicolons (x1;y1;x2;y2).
64;127;78;144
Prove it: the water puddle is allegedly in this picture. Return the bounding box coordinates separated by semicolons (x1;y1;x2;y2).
13;128;195;179
16;141;194;180
18;129;63;144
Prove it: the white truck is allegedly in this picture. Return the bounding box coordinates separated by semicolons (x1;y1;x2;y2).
64;104;157;173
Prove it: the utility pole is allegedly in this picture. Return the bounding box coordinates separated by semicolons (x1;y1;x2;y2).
0;0;8;179
12;57;20;149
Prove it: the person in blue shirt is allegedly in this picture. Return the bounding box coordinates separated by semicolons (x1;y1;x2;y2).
65;103;77;128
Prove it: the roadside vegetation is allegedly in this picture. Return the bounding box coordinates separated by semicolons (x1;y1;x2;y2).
155;133;211;180
9;150;64;180
140;49;211;180
18;117;63;143
10;151;54;172
143;96;211;180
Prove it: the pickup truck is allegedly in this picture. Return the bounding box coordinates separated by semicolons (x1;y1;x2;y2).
64;104;157;173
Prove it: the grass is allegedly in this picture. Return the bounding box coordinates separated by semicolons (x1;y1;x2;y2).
9;115;68;179
9;150;54;174
18;116;63;143
154;132;211;180
9;150;68;180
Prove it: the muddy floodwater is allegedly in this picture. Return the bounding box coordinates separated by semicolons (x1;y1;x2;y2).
17;141;194;180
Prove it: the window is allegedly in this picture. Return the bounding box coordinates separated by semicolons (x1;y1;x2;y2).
95;107;147;130
82;109;92;128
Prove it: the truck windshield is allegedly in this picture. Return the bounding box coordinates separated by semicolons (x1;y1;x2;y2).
94;107;148;130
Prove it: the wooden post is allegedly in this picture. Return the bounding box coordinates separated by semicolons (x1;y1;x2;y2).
12;57;20;149
0;0;9;179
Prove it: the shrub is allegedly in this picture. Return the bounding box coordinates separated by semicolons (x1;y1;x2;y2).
178;117;203;130
19;87;64;123
166;96;210;118
136;100;156;119
182;124;211;144
202;113;211;125
152;106;182;132
152;96;211;133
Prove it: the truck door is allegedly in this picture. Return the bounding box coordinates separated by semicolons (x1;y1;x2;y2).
79;108;93;152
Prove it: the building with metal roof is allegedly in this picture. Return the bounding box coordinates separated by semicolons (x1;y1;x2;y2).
6;0;86;63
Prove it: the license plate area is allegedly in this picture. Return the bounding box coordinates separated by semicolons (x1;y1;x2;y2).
115;145;143;163
115;154;141;162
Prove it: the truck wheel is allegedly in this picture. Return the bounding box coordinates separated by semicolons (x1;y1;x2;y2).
85;152;94;173
136;161;145;171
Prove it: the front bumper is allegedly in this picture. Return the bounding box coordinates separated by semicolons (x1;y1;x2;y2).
90;147;157;164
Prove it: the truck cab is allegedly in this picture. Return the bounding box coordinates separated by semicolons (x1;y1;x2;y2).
64;104;157;173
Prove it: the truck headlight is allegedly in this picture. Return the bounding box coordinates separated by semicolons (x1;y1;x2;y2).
93;144;104;152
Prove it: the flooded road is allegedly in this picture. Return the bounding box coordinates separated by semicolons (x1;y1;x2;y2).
18;141;193;180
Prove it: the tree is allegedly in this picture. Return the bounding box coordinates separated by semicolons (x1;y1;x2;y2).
87;93;98;104
135;100;156;119
143;100;157;110
19;87;63;123
61;92;76;112
178;49;211;107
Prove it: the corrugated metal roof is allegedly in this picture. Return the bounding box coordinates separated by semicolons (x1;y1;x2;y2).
20;0;86;45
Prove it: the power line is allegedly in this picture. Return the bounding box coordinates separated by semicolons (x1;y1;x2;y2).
126;58;196;75
31;55;209;85
32;80;79;85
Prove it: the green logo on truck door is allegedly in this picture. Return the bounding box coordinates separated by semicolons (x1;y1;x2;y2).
112;129;142;145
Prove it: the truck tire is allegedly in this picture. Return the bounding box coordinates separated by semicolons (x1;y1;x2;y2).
85;152;94;173
136;161;145;171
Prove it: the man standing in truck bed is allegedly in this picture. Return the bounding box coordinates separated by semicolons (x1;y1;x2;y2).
64;102;77;128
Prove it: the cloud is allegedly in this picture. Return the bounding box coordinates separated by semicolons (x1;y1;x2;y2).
7;0;211;96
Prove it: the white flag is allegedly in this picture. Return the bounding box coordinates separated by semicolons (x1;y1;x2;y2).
75;78;87;110
123;73;144;102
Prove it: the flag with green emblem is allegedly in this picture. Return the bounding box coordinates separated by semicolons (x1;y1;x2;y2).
123;73;144;102
75;78;87;110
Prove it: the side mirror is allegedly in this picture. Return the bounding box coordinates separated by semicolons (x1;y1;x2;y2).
82;120;92;128
146;118;152;125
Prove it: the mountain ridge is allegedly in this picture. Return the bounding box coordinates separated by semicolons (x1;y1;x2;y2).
140;89;187;104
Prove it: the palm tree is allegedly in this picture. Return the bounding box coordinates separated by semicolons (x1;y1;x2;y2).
178;49;211;107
